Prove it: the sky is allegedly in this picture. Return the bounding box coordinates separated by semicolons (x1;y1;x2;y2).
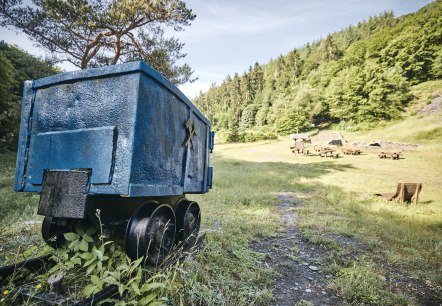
0;0;434;99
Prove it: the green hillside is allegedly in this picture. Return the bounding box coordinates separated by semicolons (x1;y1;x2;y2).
193;1;442;142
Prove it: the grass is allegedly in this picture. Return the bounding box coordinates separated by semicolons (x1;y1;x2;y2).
1;108;441;304
329;257;411;305
294;300;314;306
206;111;442;299
0;153;43;263
300;228;339;249
406;79;442;115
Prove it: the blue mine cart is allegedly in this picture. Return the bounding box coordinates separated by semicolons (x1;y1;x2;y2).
14;61;214;264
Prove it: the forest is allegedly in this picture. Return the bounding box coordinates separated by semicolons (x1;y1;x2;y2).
193;1;442;142
0;42;59;151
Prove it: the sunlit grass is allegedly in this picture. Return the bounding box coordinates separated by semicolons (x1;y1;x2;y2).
211;112;442;290
216;115;442;206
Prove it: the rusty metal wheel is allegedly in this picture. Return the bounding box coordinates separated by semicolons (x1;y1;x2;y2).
125;203;176;265
174;200;201;249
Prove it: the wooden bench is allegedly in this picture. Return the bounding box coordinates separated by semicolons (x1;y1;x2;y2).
319;151;329;157
376;183;422;205
330;153;339;158
390;152;400;160
325;151;339;158
378;152;388;158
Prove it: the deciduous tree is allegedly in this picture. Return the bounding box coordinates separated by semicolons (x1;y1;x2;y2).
0;53;17;150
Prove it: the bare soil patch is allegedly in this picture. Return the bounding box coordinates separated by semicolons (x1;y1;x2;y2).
252;193;340;305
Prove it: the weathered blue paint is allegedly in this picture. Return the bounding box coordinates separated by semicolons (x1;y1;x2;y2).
14;61;213;197
30;126;116;185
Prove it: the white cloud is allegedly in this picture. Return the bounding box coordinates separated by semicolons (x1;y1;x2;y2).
179;81;213;100
181;0;316;42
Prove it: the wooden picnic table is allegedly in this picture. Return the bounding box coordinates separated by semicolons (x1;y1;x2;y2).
290;141;310;155
293;148;310;155
319;149;339;158
290;146;310;155
341;147;362;155
378;151;401;160
314;145;333;151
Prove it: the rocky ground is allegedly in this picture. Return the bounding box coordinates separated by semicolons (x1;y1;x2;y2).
252;192;442;306
418;95;441;116
252;193;340;305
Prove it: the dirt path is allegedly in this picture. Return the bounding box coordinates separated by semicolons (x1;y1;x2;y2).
252;193;340;305
252;192;442;306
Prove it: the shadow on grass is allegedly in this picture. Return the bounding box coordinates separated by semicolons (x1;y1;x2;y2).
417;200;434;205
215;157;356;180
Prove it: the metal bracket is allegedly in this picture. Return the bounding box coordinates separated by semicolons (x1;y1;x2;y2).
184;119;197;150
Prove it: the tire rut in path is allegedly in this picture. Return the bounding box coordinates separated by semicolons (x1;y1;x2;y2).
252;193;339;306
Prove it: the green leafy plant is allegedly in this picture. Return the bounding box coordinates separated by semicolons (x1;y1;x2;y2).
46;210;168;304
100;260;168;306
295;300;314;306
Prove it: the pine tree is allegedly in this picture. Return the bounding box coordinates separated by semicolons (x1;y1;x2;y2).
286;49;303;85
323;34;340;61
0;0;196;84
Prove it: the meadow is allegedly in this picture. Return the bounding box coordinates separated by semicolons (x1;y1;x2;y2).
0;111;441;305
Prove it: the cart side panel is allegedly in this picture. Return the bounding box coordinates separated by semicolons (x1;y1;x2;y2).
129;75;189;196
129;73;211;196
183;112;210;193
20;74;140;195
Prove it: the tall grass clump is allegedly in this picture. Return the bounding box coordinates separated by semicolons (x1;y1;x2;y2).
329;258;411;305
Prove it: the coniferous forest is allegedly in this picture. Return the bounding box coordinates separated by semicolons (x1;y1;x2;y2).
193;1;442;142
